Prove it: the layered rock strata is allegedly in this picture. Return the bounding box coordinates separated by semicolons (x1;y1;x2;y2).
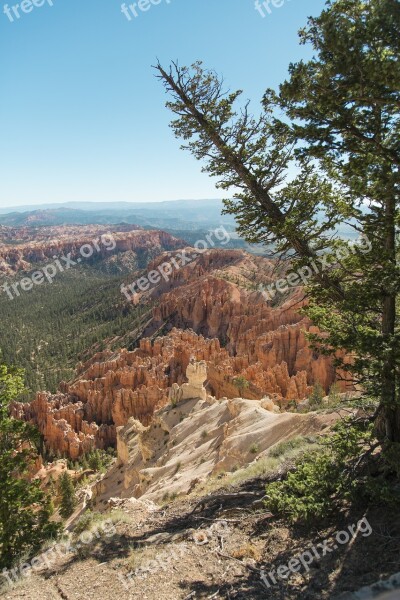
14;248;350;458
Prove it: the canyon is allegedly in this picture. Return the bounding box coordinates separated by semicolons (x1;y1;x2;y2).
0;224;183;276
92;359;335;504
12;246;350;459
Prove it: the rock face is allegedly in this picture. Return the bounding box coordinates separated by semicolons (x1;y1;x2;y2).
0;225;183;275
15;247;351;458
144;249;340;397
12;392;114;460
102;362;335;503
180;359;208;402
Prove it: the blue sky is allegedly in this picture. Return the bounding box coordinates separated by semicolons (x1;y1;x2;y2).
0;0;327;208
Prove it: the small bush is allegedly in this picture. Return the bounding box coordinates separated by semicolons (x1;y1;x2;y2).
327;382;341;406
73;511;95;535
269;436;307;458
249;443;260;455
265;421;397;523
233;376;250;398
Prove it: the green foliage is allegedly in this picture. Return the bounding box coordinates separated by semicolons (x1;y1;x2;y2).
383;442;400;478
73;511;96;536
328;382;341;406
156;0;400;440
0;359;60;569
67;449;115;472
309;382;325;409
277;0;400;436
233;376;250;397
58;471;76;519
87;449;114;472
72;509;118;539
249;443;260;455
268;436;314;459
264;421;396;523
286;399;298;411
0;267;148;399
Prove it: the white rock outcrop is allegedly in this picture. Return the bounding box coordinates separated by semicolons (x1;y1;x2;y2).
169;359;208;404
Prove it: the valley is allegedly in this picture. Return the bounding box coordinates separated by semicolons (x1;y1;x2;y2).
0;225;183;396
5;228;347;460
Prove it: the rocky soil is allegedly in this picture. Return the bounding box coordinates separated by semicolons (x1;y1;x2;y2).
2;467;399;600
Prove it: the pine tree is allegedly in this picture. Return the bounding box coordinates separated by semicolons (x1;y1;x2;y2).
233;376;250;398
309;382;325;409
277;0;400;442
155;0;400;442
88;451;102;471
0;359;60;569
58;471;76;519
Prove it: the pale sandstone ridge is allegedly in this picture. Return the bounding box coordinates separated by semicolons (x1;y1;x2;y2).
15;248;350;459
91;361;330;504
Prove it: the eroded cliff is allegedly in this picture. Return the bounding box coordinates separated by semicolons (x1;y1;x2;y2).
14;247;349;458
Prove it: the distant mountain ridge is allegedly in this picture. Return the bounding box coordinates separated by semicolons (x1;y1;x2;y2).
0;200;238;235
0;200;360;241
0;199;225;214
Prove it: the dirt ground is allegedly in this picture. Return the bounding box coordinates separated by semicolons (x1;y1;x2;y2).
1;470;399;600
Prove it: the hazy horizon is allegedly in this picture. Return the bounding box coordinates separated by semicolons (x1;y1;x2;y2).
0;198;226;214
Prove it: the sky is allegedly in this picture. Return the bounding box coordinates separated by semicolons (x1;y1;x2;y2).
0;0;327;209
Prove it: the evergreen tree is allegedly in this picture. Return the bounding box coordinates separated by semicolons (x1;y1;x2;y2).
87;451;102;471
58;471;76;519
0;359;59;569
233;376;250;398
277;0;400;442
309;382;325;409
155;0;399;442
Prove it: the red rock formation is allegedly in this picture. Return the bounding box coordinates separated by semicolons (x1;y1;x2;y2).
146;249;336;392
0;225;183;275
15;247;350;458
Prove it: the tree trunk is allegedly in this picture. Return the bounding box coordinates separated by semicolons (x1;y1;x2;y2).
378;194;399;442
379;295;400;442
